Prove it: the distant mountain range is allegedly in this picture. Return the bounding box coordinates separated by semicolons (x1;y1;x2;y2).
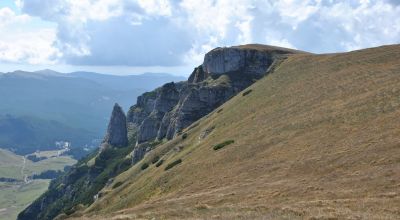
0;70;185;157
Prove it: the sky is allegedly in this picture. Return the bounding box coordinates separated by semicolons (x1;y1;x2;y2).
0;0;399;76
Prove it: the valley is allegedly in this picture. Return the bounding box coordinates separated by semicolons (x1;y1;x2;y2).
0;149;76;220
1;1;398;219
0;180;49;220
0;71;184;157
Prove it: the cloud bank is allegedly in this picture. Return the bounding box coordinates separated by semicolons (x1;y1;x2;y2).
1;0;400;67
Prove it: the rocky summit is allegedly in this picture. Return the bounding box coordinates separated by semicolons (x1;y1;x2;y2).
127;44;301;163
103;103;128;147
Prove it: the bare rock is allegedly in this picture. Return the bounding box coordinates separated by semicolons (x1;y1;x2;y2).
103;103;128;147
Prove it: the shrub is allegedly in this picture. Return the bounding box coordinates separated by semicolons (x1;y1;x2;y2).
152;155;160;164
182;133;188;140
112;181;123;189
27;155;47;162
155;159;164;167
117;158;132;172
32;170;63;179
164;159;182;171
213;140;235;151
217;108;223;113
141;163;149;170
242;89;253;96
142;90;157;98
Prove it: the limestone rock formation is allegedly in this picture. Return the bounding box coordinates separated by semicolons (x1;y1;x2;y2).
127;44;300;162
17;44;303;220
103;103;128;147
202;44;297;78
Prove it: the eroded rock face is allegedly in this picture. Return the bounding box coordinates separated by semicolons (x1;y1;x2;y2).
202;45;295;78
127;44;299;162
103;103;128;147
133;82;181;143
188;66;208;84
162;83;237;139
131;143;151;164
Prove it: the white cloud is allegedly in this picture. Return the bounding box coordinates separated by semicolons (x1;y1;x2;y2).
66;0;123;22
137;0;172;17
1;0;399;68
265;37;295;49
0;7;59;64
323;1;400;51
0;7;30;27
0;28;60;64
178;0;260;65
273;0;321;30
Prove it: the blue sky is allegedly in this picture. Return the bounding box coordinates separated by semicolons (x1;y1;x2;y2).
0;0;399;76
0;1;16;10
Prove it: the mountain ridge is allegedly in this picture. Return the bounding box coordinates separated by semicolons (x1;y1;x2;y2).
19;44;400;220
18;44;302;220
79;44;400;219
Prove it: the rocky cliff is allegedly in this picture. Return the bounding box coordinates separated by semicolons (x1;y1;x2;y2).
127;44;299;163
18;44;301;220
103;103;128;147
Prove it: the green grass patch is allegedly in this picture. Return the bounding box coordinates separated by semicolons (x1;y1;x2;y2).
213;140;235;151
0;149;76;180
112;181;123;189
0;180;50;220
164;159;182;171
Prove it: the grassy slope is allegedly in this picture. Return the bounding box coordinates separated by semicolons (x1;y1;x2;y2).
70;45;400;219
24;156;76;176
0;149;76;180
0;149;24;179
0;149;22;165
0;149;76;220
0;180;50;220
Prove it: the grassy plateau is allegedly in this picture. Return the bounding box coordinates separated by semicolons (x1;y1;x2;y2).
0;149;76;220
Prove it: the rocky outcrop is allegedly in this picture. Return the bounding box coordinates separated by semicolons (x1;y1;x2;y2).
128;82;182;143
128;44;300;161
103;103;128;147
202;44;297;78
17;44;302;220
188;66;208;83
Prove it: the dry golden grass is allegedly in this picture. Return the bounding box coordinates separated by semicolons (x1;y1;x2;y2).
212;43;307;54
68;44;400;220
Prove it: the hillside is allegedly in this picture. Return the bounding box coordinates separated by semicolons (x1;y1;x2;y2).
0;149;76;220
0;148;76;181
20;44;400;219
18;45;302;220
0;115;96;156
